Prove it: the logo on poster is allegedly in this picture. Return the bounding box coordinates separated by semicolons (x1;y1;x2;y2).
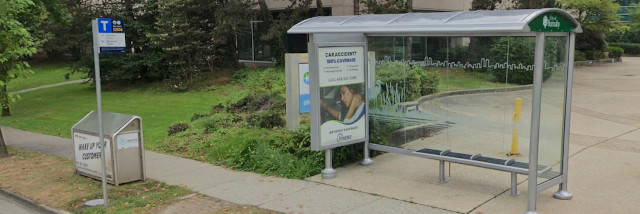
303;72;310;85
337;133;352;142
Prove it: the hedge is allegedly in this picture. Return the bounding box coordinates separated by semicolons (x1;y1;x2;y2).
606;46;624;59
608;42;640;55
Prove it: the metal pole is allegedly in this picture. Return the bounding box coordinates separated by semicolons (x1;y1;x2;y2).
524;32;545;214
361;140;373;165
91;19;108;207
321;149;337;179
251;21;254;61
554;32;575;200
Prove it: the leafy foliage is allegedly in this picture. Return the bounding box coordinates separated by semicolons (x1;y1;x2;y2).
490;37;560;84
609;42;640;54
559;0;620;51
512;0;558;8
360;0;408;14
471;0;503;10
1;0;37;116
606;46;624;58
374;62;439;103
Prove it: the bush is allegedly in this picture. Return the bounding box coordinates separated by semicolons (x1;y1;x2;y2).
201;113;242;133
247;109;285;129
608;42;640;55
585;50;604;60
229;92;285;113
233;67;286;95
375;62;439;102
575;50;587;61
190;113;209;122
490;37;557;85
168;123;189;136
606;46;624;59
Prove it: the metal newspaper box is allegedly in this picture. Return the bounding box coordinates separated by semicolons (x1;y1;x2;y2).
72;111;145;185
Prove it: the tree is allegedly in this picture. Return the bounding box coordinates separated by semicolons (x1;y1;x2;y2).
0;127;7;157
513;0;558;9
211;0;255;69
1;0;37;117
472;0;502;10
263;0;315;65
559;0;620;51
1;0;37;157
360;0;407;14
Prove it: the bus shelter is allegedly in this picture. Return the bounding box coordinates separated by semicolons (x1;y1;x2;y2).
288;8;581;213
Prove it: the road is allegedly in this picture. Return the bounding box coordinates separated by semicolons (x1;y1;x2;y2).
0;191;45;214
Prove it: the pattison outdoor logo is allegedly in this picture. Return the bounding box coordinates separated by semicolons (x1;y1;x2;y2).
543;15;560;29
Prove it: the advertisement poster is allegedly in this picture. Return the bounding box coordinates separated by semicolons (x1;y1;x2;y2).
317;46;366;148
299;63;310;113
74;132;113;178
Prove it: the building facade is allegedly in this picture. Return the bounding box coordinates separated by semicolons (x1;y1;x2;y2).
239;0;473;62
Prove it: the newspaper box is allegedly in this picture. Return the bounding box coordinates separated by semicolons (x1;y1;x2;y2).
72;111;145;185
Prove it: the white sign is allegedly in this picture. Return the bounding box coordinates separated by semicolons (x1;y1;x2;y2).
316;46;367;149
117;133;139;150
318;46;365;87
74;132;113;177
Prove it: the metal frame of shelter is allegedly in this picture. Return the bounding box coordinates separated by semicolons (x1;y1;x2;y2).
288;8;582;214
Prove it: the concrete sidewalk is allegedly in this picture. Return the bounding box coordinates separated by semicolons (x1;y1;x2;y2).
3;57;640;214
2;126;452;214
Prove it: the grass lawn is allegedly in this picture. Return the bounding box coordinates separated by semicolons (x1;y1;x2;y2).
8;61;85;92
1;83;248;149
436;69;518;92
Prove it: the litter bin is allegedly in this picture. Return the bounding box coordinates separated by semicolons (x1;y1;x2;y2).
72;111;146;185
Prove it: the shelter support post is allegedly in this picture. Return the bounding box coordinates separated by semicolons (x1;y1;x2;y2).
554;32;576;200
511;172;519;196
438;160;449;184
361;140;374;166
524;32;545;214
322;149;337;179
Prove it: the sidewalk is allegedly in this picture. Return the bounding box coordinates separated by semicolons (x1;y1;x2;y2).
3;57;640;214
1;126;452;214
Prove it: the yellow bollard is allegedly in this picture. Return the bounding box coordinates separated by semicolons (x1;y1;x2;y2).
510;98;522;156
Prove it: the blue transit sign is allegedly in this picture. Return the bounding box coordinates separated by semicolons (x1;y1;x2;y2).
96;18;126;53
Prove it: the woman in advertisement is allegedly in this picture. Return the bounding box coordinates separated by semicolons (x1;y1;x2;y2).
320;84;365;124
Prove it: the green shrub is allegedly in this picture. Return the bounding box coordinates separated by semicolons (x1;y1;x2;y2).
167;123;189;136
585;50;603;60
490;37;557;84
247;109;285;129
609;42;640;55
201;113;242;133
575;50;587;61
418;70;439;95
233;67;286;95
190;113;209;122
229;92;285;113
606;46;624;59
376;62;439;102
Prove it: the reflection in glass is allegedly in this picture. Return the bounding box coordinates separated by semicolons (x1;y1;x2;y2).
368;35;567;179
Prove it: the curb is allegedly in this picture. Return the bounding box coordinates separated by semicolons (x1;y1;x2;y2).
0;187;71;214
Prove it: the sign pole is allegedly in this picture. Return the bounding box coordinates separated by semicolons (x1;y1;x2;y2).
91;18;108;208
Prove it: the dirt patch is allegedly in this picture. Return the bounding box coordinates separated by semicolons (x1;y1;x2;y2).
0;148;279;214
155;194;278;214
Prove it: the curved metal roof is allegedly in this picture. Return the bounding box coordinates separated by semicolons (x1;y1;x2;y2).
288;8;582;34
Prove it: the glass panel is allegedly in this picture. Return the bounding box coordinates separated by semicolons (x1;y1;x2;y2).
537;36;568;183
237;25;252;60
368;36;541;167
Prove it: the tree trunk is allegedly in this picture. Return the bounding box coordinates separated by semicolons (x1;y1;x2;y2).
1;83;10;117
404;0;413;61
0;127;8;158
353;0;359;15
